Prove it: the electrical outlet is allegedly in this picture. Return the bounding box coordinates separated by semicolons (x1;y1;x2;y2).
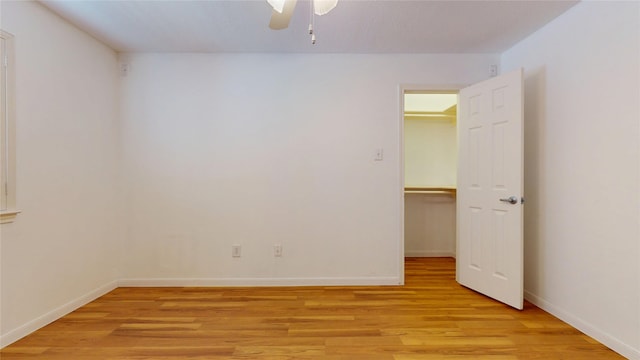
232;245;241;258
490;64;498;77
274;244;283;257
119;62;129;77
374;148;384;161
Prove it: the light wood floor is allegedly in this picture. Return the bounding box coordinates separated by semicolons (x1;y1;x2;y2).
1;258;624;359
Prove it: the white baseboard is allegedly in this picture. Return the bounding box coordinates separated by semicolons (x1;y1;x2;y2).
119;276;402;287
0;280;118;348
524;290;640;360
404;251;455;258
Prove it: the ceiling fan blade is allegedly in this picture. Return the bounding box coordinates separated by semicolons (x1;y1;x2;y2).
269;0;298;30
313;0;338;16
267;0;286;13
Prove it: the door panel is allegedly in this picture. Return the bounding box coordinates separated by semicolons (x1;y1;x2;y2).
457;69;524;310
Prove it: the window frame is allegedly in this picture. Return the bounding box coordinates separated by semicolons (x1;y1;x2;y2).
0;30;19;224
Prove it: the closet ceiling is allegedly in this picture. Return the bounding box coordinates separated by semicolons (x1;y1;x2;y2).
39;0;578;54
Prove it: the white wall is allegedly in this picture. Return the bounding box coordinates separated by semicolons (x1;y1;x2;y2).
119;53;496;284
501;2;640;358
0;1;122;346
404;193;455;257
404;119;457;187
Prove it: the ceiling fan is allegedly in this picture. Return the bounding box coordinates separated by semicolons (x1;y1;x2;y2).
267;0;339;30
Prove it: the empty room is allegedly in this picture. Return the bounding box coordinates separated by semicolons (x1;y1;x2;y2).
0;0;639;359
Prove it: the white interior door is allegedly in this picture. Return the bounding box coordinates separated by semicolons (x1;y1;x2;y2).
456;68;524;310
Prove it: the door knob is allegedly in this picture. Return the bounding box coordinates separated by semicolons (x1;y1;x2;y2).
499;196;519;205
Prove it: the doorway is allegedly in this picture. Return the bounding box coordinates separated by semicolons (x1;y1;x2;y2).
402;89;459;261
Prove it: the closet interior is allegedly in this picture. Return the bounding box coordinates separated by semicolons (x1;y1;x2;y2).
404;92;457;258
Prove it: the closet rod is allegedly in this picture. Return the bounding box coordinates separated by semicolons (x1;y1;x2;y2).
404;187;456;195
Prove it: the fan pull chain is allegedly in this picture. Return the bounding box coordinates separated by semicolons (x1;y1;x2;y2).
309;0;316;44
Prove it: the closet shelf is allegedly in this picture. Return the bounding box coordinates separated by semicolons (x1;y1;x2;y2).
404;186;456;195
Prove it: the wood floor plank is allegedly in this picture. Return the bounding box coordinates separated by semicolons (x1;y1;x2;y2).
233;345;326;356
394;356;518;360
399;336;515;346
0;258;625;359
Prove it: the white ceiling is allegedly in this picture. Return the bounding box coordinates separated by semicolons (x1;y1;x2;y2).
39;0;579;54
